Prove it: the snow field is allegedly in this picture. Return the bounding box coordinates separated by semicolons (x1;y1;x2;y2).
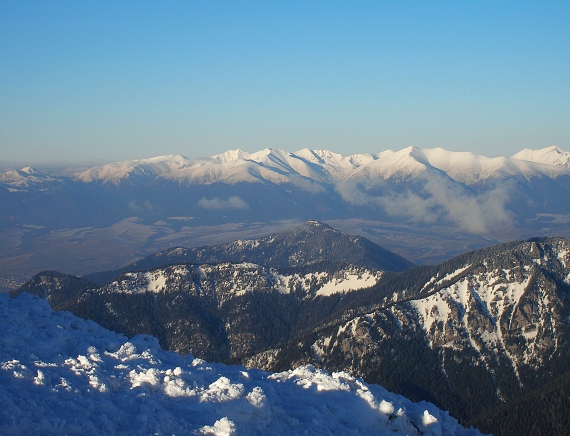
0;293;483;435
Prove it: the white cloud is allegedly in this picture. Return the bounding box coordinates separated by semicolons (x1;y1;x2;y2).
335;177;515;234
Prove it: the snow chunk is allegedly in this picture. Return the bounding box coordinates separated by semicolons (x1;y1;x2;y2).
200;417;236;435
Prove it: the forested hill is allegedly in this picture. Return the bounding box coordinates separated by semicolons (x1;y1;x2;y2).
84;220;414;284
241;236;570;432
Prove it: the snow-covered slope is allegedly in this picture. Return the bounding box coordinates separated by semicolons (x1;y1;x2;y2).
407;239;570;375
70;146;570;187
93;262;383;302
0;293;481;435
306;238;570;381
73;155;192;184
512;145;570;168
343;146;569;184
245;237;570;426
5;146;569;199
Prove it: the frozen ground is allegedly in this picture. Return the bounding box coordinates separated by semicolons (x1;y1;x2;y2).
0;293;483;435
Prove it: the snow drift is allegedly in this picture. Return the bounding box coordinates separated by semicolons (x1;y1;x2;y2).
0;293;483;435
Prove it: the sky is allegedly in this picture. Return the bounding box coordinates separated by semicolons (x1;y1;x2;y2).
1;1;569;166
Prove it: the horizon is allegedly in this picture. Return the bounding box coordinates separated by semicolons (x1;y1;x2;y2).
1;1;569;166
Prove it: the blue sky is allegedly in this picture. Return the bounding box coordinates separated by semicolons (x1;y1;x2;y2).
1;1;569;166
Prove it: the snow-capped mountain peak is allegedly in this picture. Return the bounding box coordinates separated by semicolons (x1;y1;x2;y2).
512;145;570;168
212;148;251;163
0;166;59;188
19;166;38;174
64;146;570;188
73;154;192;184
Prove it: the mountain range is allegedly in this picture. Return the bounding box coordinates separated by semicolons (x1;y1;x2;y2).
245;236;570;427
7;145;567;186
2;145;570;285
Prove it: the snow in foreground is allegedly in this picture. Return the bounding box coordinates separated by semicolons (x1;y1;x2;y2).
0;293;483;435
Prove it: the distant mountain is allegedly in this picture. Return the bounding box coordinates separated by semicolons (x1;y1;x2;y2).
68;146;570;187
7;146;568;194
3;146;569;192
512;145;570;168
73;154;191;185
3;145;570;281
0;166;63;190
84;220;413;284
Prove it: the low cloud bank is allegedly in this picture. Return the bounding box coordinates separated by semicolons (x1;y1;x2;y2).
335;177;515;234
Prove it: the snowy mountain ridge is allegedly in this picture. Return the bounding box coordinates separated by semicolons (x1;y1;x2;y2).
0;292;482;435
243;237;570;425
17;145;559;187
70;146;570;186
6;145;567;188
74;154;192;184
0;166;61;189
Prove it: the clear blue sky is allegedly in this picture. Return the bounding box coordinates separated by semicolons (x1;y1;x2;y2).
1;1;569;166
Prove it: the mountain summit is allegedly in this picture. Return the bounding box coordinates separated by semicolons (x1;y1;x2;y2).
512;145;570;168
85;220;413;284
